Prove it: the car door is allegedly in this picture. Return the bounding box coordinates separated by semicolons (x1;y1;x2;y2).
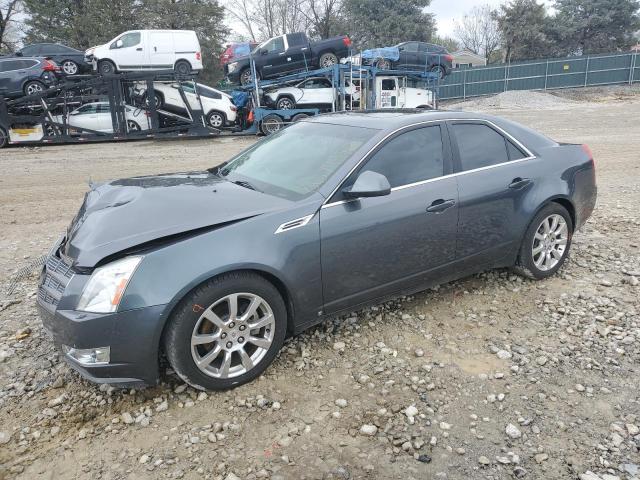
110;32;145;69
149;32;175;69
319;123;458;313
0;60;16;96
96;103;115;131
69;104;100;131
448;120;537;267
398;42;420;69
0;60;28;96
259;36;287;77
300;78;334;105
284;33;309;72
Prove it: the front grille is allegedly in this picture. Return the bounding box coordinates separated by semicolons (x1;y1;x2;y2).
38;253;74;312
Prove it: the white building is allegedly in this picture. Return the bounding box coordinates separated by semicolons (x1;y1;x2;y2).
451;50;487;69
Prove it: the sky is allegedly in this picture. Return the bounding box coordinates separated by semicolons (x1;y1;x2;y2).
431;0;553;37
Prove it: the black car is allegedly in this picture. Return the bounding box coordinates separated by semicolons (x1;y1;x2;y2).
37;110;597;391
15;43;91;76
368;42;454;79
0;57;61;98
226;32;352;85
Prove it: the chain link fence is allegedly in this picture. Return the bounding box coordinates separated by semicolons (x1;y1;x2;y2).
439;52;640;100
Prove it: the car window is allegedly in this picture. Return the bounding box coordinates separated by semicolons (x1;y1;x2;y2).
21;45;41;55
263;37;285;53
400;42;419;52
219;122;376;200
452;123;512;171
381;79;396;91
20;60;39;69
507;140;527;160
198;85;222;99
355;126;444;188
287;33;307;47
111;32;141;49
96;104;112;113
0;60;24;71
47;45;69;54
76;104;98;114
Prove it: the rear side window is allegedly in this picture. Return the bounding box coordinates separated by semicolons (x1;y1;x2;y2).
97;104;112;113
287;33;307;47
0;60;24;71
360;126;444;188
21;45;42;55
452;123;512;171
20;60;39;69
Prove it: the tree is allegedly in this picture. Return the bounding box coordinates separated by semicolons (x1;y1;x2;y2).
552;0;640;54
430;34;459;53
453;4;501;62
304;0;345;38
342;0;436;48
0;0;22;53
497;0;554;61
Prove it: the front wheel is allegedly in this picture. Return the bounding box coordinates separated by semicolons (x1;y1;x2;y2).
98;60;116;75
163;272;287;390
514;203;573;280
127;120;141;132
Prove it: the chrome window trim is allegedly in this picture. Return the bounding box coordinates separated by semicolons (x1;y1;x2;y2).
320;118;536;210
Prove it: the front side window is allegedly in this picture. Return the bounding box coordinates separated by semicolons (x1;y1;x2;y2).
219;122;376;200
76;104;98;114
452;123;512;171
357;126;444;188
381;79;396;90
111;32;141;49
97;104;112;113
400;42;419;52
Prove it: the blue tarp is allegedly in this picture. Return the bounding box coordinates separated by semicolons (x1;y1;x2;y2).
234;43;252;57
231;90;250;108
361;47;400;61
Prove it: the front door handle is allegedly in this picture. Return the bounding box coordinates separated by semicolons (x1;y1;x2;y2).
137;47;143;51
426;199;456;213
509;177;532;189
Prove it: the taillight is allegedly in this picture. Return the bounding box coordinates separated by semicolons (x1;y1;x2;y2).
43;59;59;71
444;54;453;62
230;106;237;112
581;144;593;159
343;37;352;47
196;52;201;60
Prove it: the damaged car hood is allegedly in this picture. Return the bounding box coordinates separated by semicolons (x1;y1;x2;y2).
62;172;290;268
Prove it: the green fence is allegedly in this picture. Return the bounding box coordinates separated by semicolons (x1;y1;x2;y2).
439;52;640;100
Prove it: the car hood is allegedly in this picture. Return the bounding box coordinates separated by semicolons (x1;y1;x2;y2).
61;171;291;268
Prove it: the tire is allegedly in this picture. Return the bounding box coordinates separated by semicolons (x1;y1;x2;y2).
513;203;573;280
0;127;8;148
23;80;45;96
260;114;284;135
430;65;446;80
376;59;391;70
127;120;141;132
207;110;226;128
319;52;338;68
175;60;191;75
276;97;295;110
239;68;259;86
148;91;163;109
61;60;79;75
98;60;116;75
291;113;309;122
163;271;287;391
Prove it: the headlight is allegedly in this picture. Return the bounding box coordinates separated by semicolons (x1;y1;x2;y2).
77;256;142;313
228;62;238;73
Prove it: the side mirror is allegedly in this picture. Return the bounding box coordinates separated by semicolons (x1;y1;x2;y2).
15;51;23;57
116;39;123;48
343;170;391;198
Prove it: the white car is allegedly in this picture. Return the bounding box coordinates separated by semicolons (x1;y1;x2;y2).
86;30;203;76
150;82;237;128
264;77;360;110
54;102;151;133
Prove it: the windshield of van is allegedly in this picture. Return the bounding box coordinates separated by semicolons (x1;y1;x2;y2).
218;122;377;201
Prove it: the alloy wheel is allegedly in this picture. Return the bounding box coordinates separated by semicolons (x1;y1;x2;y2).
127;120;141;131
208;113;224;128
190;293;275;379
26;82;43;95
62;61;78;75
277;98;294;110
531;214;568;271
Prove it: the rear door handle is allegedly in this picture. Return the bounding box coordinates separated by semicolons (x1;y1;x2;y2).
137;47;143;51
508;177;533;189
426;199;456;213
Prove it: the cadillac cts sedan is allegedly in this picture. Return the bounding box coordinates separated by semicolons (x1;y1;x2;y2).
37;110;597;391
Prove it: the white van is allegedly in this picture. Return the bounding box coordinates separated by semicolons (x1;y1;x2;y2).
85;30;203;75
375;76;435;109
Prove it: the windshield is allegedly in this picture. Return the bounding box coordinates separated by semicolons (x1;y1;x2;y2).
219;122;377;200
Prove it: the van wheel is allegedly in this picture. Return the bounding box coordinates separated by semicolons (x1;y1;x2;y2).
260;114;284;135
163;272;287;391
0;127;8;148
98;60;116;75
175;60;191;75
319;52;338;68
207;110;226;128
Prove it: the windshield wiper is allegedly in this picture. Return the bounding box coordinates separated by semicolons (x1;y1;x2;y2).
207;162;228;176
232;180;262;192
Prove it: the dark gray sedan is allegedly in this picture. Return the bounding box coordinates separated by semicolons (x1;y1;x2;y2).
37;110;597;390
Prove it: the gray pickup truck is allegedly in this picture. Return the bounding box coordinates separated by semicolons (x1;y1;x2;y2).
225;32;352;85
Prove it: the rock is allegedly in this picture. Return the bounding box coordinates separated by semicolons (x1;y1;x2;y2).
272;401;281;410
439;422;451;430
415;348;424;357
534;453;548;463
455;447;466;455
579;472;602;480
626;424;639;436
513;466;528;478
405;405;419;418
478;456;491;466
536;356;548;366
0;432;11;445
333;342;346;351
505;423;522;439
225;474;241;480
575;384;585;392
360;424;377;436
139;454;150;464
121;412;134;424
156;400;169;412
335;399;348;408
496;350;512;360
622;464;638;476
416;454;431;463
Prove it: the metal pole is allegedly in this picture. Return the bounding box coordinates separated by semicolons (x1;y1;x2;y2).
544;60;549;90
629;53;636;85
584;56;590;87
463;68;467;100
504;61;510;92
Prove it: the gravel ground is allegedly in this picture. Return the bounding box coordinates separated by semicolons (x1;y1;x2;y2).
1;88;639;480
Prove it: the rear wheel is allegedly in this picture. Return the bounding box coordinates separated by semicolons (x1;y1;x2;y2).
98;60;116;75
207;110;226;128
0;127;8;148
240;68;259;86
24;80;44;96
276;97;295;110
61;60;79;75
430;65;446;80
175;60;191;75
514;203;573;280
319;52;338;68
163;272;287;390
260;114;284;135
